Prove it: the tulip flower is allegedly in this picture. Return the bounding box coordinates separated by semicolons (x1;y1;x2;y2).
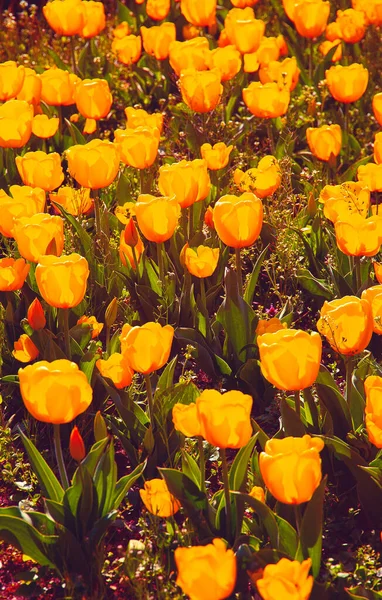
357;163;382;192
259;57;300;91
306;124;342;162
364;376;382;447
175;539;236;600
319;181;370;223
32;115;60;139
17;67;42;106
69;426;86;462
234;156;281;198
334;214;382;257
77;315;104;339
259;435;325;504
256;317;287;335
141;23;176;60
204;206;215;229
325;63;369;103
254;38;281;68
74;78;112;120
18;359;93;424
182;23;201;39
96;353;134;389
140;479;180;517
200;142;233;170
258;329;322;391
282;0;301;21
319;39;342;62
0;100;33;149
213;192;263;248
146;0;171;21
0;61;25;101
317;295;373;355
43;0;84;35
374;132;382;164
256;558;313;600
231;0;259;5
361;286;382;335
158;159;210;208
35;253;90;309
13;334;39;363
66;139;120;189
336;8;367;43
169;38;211;75
293;0;330;38
225;8;265;54
27;298;46;330
243;81;290;118
179;68;223;114
209;46;242;82
39;66;80;106
119;224;144;270
134;194;181;243
172;403;202;437
183;245;219;278
16;151;64;191
113;21;130;39
0;258;30;291
120;321;174;374
114;126;160;169
13;214;65;263
325;21;343;40
50;186;93;216
125;107;164;133
374;262;382;283
180;0;217;27
0;185;46;238
249;486;266;504
373;92;382;126
80;0;106;38
112;34;142;65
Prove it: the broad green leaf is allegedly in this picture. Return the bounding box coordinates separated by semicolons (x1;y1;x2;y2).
228;434;258;492
244;245;269;306
181;450;201;489
295;476;327;577
315;366;352;437
155;356;177;397
296;268;333;300
280;398;306;436
113;460;146;509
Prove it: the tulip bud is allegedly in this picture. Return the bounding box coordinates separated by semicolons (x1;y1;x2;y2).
105;297;118;328
204;206;215;229
69;426;86;462
94;410;108;441
179;243;189;267
124;218;139;247
27;298;46;330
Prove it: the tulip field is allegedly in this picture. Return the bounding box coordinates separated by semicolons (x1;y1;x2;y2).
3;0;382;598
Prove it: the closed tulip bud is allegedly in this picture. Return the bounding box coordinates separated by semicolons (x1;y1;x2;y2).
0;258;30;291
373;92;382;126
77;315;104;338
35;253;89;309
158;159;210;208
175;539;236;600
306;124;342;162
18;359;93;424
94;410;108;441
17;67;42;106
16;151;64;191
134;194;180;242
319;39;342;62
123;217;139;247
196;389;253;448
43;0;84;35
357;163;382;192
13;214;64;263
180;68;223;114
213;192;263;248
112;34;142;65
69;426;86;462
293;0;330;38
204;206;215;229
140;478;180;517
169;38;211;75
200;142;233;170
66;139;120;189
105;297;118;328
184;245;219;278
317;295;373;355
27;298;46;330
209;46;242;82
256;317;287;335
113;21;130;38
0;185;45;238
97;352;134;389
172;402;202;437
141;22;176;60
319;182;369;223
374;132;382;164
125;107;164;133
0;99;33;149
259;57;300;91
114;126;160;169
243;81;290;118
334;214;382;257
259;435;325;504
13;334;39;363
50;186;93;216
225;8;265;54
256;557;313;600
234;156;281;198
180;0;217;27
80;1;106;38
326;63;369;103
336;8;366;43
74;78;112;120
32;115;59;139
0;61;25;101
258;329;322;391
364;376;382;447
40;67;80;106
119;228;144;269
120;322;174;374
146;0;170;20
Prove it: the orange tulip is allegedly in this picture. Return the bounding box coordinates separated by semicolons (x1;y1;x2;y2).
373;92;382;126
259;435;325;504
259;57;300;91
39;67;80;106
16;151;64;191
17;67;42;106
18;359;93;424
0;258;30;291
0;185;46;238
326;21;343;40
364;376;382;448
213;192;263;248
234;156;281;198
334;214;382;257
146;0;170;20
317;295;373;355
325;63;368;103
374;132;382;164
209;46;242;82
13;213;64;263
114;126;160;169
0;61;25;101
77;315;104;339
179;68;223;113
184;245;219;278
124;107;163;133
13;334;39;363
204;205;215;229
113;21;130;39
169;38;211;75
27;298;46;330
255;37;281;67
43;0;84;35
357;163;382;192
74;78;112;120
243;81;290;118
80;1;106;38
96;353;134;389
375;262;382;284
120;321;174;374
0;99;33;148
119;226;144;269
232;0;259;5
336;8;366;43
134;194;180;242
66;139;120;189
112;35;142;65
182;24;201;40
141;23;176;60
256;558;313;600
361;286;382;335
256;317;287;335
50;186;93;216
319;39;342;62
293;0;330;38
32;115;59;139
69;426;86;462
319;181;370;223
172;402;202;437
158;159;210;208
35;253;89;309
140;479;180;517
306;124;342;162
225;8;265;54
248;486;265;503
200;142;233;170
180;0;217;27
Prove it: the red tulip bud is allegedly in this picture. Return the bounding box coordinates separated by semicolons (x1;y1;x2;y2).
69;426;86;462
27;298;46;330
124;217;139;247
204;206;215;229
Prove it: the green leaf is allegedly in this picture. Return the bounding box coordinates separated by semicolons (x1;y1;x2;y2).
94;441;117;517
315;366;352;437
64;118;86;145
280;397;306;436
295;476;327;577
244;245;269;306
228;434;258;491
113;460;146;509
155;356;177;398
47;48;70;71
181;450;201;489
340;155;372;182
296;268;333;300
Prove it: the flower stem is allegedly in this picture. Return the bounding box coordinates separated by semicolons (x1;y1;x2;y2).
294;390;301;420
294;504;302;536
53;424;69;490
94;189;102;241
197;436;206;495
221;448;232;541
354;256;361;292
235;247;243;296
345;355;354;406
188;204;194;240
62;308;71;360
144;373;155;426
157;242;165;292
200;277;207;312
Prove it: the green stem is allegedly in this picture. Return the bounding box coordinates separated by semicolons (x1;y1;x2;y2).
294;390;301;420
235;247;243;296
157;242;165;291
345;355;354;406
62;308;71;360
188;204;194;240
182;210;188;241
140;169;146;194
94;189;102;242
354;255;361;292
144;373;154;426
309;38;313;81
53;424;69;489
70;37;77;75
200;277;207;312
197;436;206;495
105;326;111;356
294;504;302;536
221;448;232;541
